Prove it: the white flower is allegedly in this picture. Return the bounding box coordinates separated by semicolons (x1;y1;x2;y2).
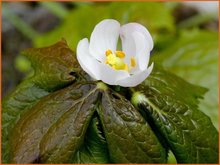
76;19;154;87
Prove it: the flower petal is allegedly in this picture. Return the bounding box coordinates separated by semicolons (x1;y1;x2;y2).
98;64;130;85
116;63;154;87
77;38;100;80
120;22;153;53
120;23;153;71
132;31;151;71
89;19;120;62
77;39;129;85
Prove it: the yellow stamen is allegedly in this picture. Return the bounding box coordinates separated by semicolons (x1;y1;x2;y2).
115;51;125;58
106;54;125;70
124;64;129;72
105;49;112;56
105;49;135;72
130;57;136;67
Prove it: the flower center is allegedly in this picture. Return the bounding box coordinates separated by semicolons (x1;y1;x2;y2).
105;49;136;72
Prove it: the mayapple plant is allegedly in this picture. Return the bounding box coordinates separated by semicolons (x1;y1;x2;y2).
2;19;218;164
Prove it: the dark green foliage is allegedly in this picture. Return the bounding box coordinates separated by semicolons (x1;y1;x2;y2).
132;65;218;163
97;90;166;163
10;82;98;163
2;39;83;163
2;41;218;164
9;81;167;164
152;30;219;128
72;117;110;163
39;85;99;163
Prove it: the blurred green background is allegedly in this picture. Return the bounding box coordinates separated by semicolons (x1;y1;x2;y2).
2;1;219;130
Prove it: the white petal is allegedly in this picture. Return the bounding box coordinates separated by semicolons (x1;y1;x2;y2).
120;23;153;71
116;63;154;87
98;64;130;85
119;27;136;61
89;19;120;62
77;38;100;80
77;39;129;85
132;31;151;71
120;23;153;53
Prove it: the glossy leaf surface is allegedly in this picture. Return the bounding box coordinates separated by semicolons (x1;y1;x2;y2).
2;39;81;163
98;90;167;163
132;65;218;163
3;28;218;164
10;82;98;163
153;30;219;128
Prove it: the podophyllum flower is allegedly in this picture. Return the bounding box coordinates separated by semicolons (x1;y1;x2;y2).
76;19;154;87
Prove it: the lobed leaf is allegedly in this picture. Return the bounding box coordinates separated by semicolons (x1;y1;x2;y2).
152;30;219;128
97;89;167;163
21;39;83;91
10;82;98;163
2;39;83;163
132;65;218;163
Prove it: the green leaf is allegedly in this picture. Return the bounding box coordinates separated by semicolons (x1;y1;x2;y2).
72;116;110;163
21;39;82;91
152;30;219;129
132;65;218;163
34;2;175;50
2;40;83;163
10;82;99;163
97;89;167;163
